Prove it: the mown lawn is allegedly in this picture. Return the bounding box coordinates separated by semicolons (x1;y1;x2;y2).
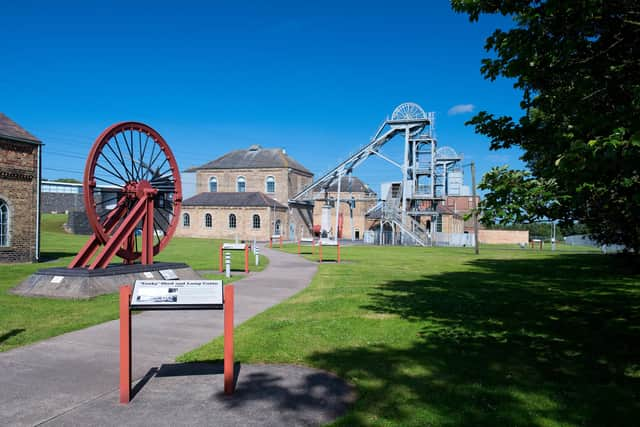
180;244;640;426
0;214;267;352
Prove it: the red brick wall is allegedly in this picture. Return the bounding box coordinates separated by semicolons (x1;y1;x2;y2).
0;138;39;263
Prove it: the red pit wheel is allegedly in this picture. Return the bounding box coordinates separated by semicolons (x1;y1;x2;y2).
69;122;182;269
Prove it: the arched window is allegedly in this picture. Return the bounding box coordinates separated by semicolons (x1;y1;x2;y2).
0;199;8;247
183;213;190;227
229;213;237;229
236;176;246;192
252;214;261;229
275;219;281;235
265;176;275;193
204;213;212;228
209;177;217;192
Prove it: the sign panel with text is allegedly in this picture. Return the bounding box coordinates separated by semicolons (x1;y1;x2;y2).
130;280;223;310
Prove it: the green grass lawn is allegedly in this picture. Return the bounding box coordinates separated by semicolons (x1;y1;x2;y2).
0;214;267;352
180;244;640;426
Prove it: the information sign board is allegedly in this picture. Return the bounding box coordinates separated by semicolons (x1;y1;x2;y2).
130;280;223;310
222;243;247;250
159;269;178;280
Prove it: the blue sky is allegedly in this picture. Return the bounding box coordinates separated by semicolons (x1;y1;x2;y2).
1;0;524;196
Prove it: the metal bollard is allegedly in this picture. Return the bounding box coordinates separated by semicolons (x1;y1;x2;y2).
225;252;231;278
255;247;260;266
253;239;257;254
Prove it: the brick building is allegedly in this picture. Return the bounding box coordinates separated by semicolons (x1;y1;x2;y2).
0;113;42;262
312;176;378;240
176;145;314;241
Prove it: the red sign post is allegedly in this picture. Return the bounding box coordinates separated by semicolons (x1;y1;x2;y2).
218;244;249;273
119;283;235;404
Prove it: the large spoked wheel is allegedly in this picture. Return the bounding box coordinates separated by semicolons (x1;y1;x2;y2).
83;122;182;262
391;102;427;136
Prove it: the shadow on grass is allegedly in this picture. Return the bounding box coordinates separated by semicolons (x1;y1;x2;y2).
0;329;25;343
309;254;640;426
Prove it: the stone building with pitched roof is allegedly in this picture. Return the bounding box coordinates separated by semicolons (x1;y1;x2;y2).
0;113;42;262
176;145;314;241
312;176;378;240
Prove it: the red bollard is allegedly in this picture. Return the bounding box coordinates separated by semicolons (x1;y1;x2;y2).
224;285;235;395
319;240;323;263
244;246;249;273
119;285;132;404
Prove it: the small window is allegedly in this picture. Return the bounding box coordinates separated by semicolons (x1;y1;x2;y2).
237;176;246;192
252;214;261;229
275;219;281;234
209;177;217;192
204;213;212;228
266;176;275;193
229;213;237;229
183;213;190;227
0;199;8;246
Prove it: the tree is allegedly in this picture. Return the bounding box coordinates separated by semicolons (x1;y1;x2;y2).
451;0;640;253
54;178;81;184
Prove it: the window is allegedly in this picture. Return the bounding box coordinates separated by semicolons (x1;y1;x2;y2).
209;177;217;192
436;215;442;233
266;176;275;193
183;213;190;227
252;214;261;229
204;213;212;228
236;176;246;192
0;199;8;246
275;219;281;234
229;213;237;229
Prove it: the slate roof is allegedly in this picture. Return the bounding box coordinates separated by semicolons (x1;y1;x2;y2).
324;176;376;194
183;192;287;208
0;113;41;144
186;145;311;175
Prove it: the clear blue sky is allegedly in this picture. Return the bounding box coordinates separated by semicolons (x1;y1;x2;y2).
1;0;523;196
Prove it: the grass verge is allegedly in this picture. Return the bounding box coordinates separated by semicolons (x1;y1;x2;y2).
0;214;267;352
180;244;639;426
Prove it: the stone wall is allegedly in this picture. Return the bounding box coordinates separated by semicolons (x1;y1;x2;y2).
289;203;314;239
313;191;378;239
195;168;313;205
0;138;39;263
478;229;529;244
41;192;84;213
175;205;289;241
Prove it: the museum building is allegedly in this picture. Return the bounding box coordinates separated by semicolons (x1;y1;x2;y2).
0;113;42;262
176;145;315;241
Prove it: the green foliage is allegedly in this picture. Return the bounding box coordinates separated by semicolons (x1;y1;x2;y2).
181;245;639;426
53;178;81;183
451;0;640;252
478;166;557;226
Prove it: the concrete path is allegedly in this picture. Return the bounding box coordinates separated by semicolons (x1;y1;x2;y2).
0;246;323;427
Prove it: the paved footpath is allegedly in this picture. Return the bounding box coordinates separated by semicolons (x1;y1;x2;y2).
0;246;319;426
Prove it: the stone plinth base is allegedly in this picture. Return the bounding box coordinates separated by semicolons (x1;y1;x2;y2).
12;262;202;299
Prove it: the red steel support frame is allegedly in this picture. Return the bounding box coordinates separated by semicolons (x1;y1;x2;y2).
120;284;235;403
